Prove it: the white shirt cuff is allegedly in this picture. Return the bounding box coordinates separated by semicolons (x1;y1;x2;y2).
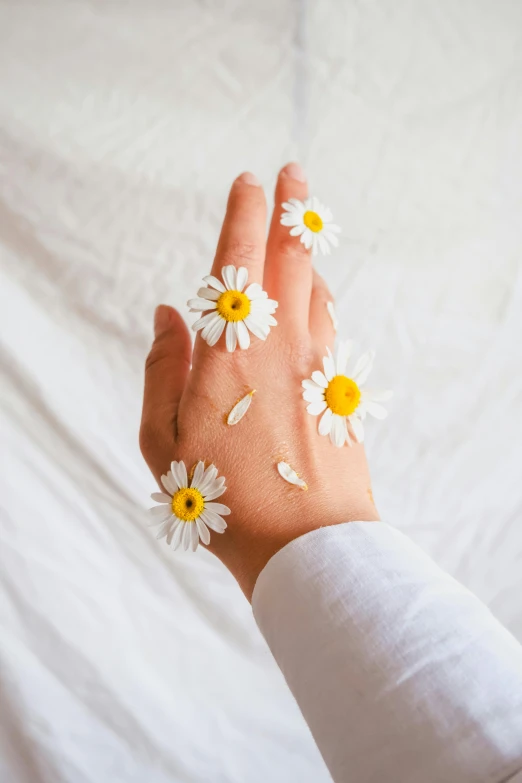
252;522;522;783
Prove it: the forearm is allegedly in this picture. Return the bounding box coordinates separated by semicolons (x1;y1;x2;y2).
252;522;522;783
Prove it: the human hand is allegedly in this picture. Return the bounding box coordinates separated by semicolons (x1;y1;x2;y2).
140;163;378;600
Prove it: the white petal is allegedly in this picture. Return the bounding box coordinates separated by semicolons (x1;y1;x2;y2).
226;321;237;352
302;229;313;249
151;492;171;503
349;415;365;443
171;520;185;550
364;401;389;420
277;461;307;490
250;298;277;313
203;480;226;501
166;518;181;545
148;504;172;521
323;352;336;381
200;509;227;533
280;215;302;227
290;224;306;236
318;407;333;436
187;298;217;311
200;312;221;340
302;388;325;403
192;311;218;332
190;523;199;552
227;391;255;425
161;473;177;495
221;265;236;290
205;502;231;516
323;231;339;247
307;399;327;415
336;340;353;375
302;378;322;391
197;286;221;301
203;275;226;293
363;389;393;403
326;223;341;233
331;414;348;448
199;465;218;494
171;461;187;489
326;301;338;331
181;522;192;551
244;315;268;341
191;461;205;488
311;370;328;388
244;282;264;300
203;315;226;347
196;518;211;545
155;517;175;540
236;266;248;292
236;320;250;349
352;351;375;385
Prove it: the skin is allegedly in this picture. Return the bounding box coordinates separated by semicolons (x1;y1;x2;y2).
139;163;378;600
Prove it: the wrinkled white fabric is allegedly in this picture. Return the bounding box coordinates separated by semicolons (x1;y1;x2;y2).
253;523;522;783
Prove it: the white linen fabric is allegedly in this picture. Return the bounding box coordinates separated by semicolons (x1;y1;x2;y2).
253;522;522;783
1;1;522;781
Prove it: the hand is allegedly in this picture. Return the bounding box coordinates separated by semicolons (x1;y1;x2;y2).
139;163;378;600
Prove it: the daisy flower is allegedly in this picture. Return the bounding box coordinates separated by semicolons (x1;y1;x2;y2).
280;197;341;256
302;341;392;447
148;460;230;551
188;266;278;351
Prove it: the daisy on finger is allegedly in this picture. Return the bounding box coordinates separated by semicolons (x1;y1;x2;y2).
148;461;230;551
280;197;341;256
188;265;278;352
302;341;392;447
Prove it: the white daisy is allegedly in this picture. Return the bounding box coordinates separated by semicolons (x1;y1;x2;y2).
280;197;341;256
188;265;278;351
148;460;230;551
302;341;392;447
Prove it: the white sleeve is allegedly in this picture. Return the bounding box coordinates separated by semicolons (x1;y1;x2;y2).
252;522;522;783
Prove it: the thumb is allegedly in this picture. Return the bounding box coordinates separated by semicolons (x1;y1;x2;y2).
139;305;192;468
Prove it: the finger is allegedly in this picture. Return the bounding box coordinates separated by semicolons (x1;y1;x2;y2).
265;162;312;333
140;305;192;471
211;171;267;286
309;269;336;351
192;172;267;357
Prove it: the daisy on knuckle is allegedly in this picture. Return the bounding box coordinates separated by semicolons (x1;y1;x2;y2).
187;265;278;353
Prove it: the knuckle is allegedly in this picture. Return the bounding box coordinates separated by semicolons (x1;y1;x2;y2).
220;240;261;268
275;234;309;263
139;419;159;461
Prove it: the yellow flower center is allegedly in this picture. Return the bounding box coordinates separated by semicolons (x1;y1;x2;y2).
303;210;323;233
171;487;204;522
216;290;251;322
325;375;361;417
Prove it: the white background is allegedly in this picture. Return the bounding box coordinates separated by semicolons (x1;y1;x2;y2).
1;2;521;781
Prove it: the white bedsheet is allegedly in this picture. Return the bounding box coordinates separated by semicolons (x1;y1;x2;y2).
1;2;521;782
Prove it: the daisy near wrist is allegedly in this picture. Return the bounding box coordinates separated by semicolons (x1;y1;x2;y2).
148;460;230;552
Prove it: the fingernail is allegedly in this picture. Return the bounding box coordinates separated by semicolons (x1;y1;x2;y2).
154;305;172;337
281;162;306;182
236;171;260;186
